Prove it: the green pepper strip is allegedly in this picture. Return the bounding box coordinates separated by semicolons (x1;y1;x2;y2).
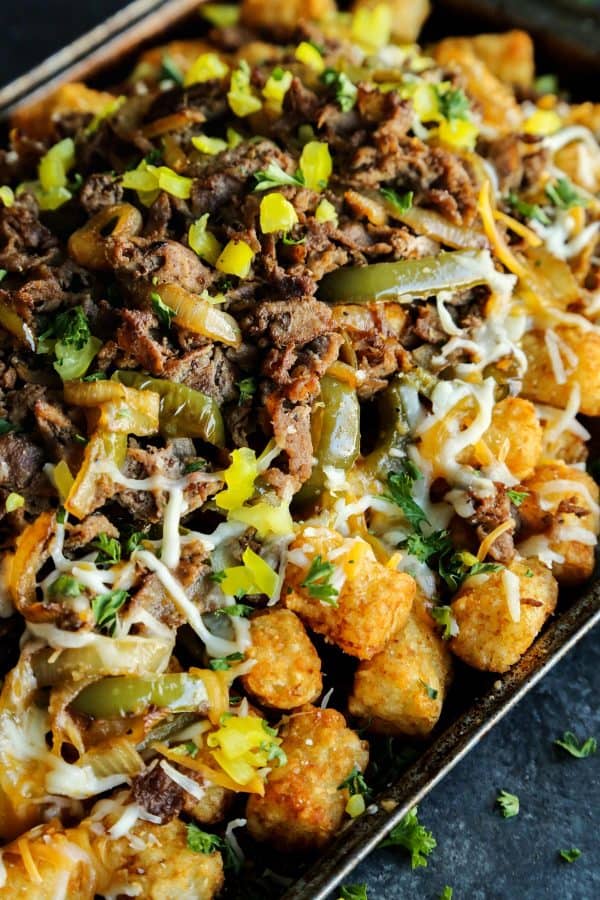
71;673;209;719
318;249;493;304
359;376;409;480
295;375;360;506
115;370;224;446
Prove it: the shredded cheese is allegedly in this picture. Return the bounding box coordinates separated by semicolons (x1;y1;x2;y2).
476;519;515;562
502;568;521;622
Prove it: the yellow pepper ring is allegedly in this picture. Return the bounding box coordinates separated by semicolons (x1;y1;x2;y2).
68;203;143;271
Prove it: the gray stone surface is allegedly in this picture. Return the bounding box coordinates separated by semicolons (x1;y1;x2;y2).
1;6;598;899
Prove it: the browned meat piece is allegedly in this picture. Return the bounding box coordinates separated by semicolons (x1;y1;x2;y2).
107;237;212;301
345;135;477;225
264;391;313;484
164;346;239;405
0;195;60;273
31;390;82;467
132;762;184;823
467;483;515;563
413;304;447;344
116;308;174;375
65;514;119;552
79;172;124;215
0;433;45;490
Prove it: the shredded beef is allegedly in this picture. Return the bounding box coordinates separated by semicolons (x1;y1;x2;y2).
0;433;45;490
264;391;313;485
107;237;212;301
468;484;515;563
116;308;174;375
79;173;124;215
65;515;119;552
0;195;60;273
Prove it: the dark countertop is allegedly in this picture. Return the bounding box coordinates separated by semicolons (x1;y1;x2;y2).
1;3;598;898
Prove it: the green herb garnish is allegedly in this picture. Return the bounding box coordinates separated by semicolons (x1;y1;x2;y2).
92;588;129;634
151;291;176;329
554;731;597;759
381;806;437;869
301;555;339;606
496;790;519;818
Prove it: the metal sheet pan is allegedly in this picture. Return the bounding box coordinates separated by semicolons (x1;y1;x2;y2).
0;3;598;897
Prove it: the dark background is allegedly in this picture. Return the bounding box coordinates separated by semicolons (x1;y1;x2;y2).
1;2;599;898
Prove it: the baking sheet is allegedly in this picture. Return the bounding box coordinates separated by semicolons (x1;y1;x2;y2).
0;2;598;897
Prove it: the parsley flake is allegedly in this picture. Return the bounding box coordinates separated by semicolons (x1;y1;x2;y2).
185;459;208;473
436;86;470;121
48;575;82;599
339;886;368;900
186;823;223;855
430;605;457;641
496;790;519;818
381;806;437;869
151;291;176;329
0;269;6;282
0;418;18;435
380;187;414;215
554;731;597;759
301;555;339;606
209;651;245;671
545;177;588;210
237;376;257;405
440;888;453;900
92;588;129;635
214;603;253;617
161;53;184;85
92;532;122;567
338;766;371;798
506;192;550;225
320;68;358;112
507;489;529;506
384;460;428;531
559;848;582;863
253;161;304;191
419;680;438;700
209;569;226;584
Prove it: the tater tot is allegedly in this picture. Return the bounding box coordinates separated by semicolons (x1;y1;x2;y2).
432;39;521;131
433;32;533;87
11;83;118;139
283;527;415;659
0;812;223;900
351;0;431;42
519;462;600;586
450;558;558;672
241;0;336;29
349;610;453;737
246;705;368;853
479;397;542;480
242;608;323;709
181;749;236;824
521;327;600;416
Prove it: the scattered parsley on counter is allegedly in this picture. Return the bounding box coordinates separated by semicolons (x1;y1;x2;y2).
496;790;519;818
559;848;582;863
554;731;597;759
339;885;368;900
380;805;437;869
439;888;453;900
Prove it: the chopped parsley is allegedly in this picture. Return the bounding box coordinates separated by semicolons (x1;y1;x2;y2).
48;574;82;599
186;823;223;855
438;552;502;593
253;161;304;191
123;529;146;555
381;806;437;869
338;766;371;798
151;291;176;328
384;460;428;531
92;588;129;635
209;651;245;671
92;532;122;567
0;269;6;282
419;680;438;700
281;233;306;245
184;459;208;473
209;569;227;584
0;418;18;435
237;376;258;405
496;790;519;818
554;730;597;759
545;177;588;210
38;306;91;354
259;739;288;767
339;886;368;900
506;192;550;225
301;555;339;606
430;605;457;641
440;888;453;900
436;86;470;121
380;187;414;215
320;68;358;112
534;74;558;95
160;53;184;85
507;489;529;507
559;848;582;863
214;603;253;617
406;528;452;564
